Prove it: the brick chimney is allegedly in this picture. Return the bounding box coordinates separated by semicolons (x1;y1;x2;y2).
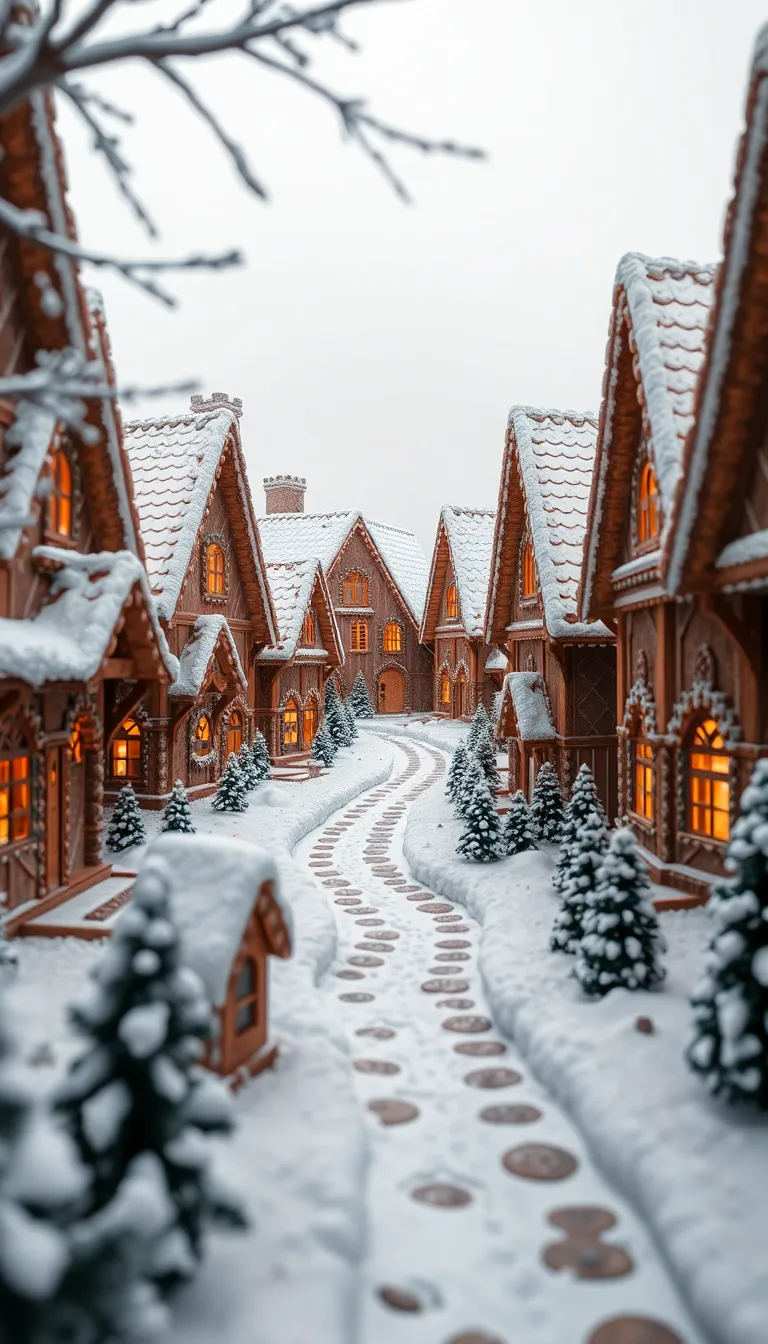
263;475;306;514
190;391;243;418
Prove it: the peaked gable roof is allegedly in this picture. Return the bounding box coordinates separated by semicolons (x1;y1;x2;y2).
124;406;276;641
259;558;344;666
420;506;496;641
169;614;246;699
580;254;716;618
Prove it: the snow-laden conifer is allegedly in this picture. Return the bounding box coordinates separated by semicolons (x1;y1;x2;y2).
456;771;501;863
349;670;374;719
687;759;768;1109
455;753;484;819
467;702;491;751
311;722;336;769
342;697;359;741
500;790;537;856
550;808;608;953
445;740;470;806
211;754;248;813
473;724;501;795
161;780;195;834
575;827;665;996
530;761;564;842
250;732;271;782
107;785;147;853
554;762;605;894
237;742;260;790
324;680;351;748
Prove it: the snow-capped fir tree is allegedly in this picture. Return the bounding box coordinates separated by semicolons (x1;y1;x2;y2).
211;754;248;813
445;740;470;807
237;741;260;790
324;680;351;749
311;722;336;769
455;753;485;819
162;780;195;834
342;697;359;741
473;724;501;794
500;790;538;856
575;827;665;997
456;770;501;863
686;759;768;1109
57;866;246;1290
350;669;374;719
467;702;491;751
550;808;609;953
106;784;147;853
554;763;606;894
250;731;271;782
530;761;564;842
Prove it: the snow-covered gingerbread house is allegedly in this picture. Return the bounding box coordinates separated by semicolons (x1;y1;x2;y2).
140;833;292;1082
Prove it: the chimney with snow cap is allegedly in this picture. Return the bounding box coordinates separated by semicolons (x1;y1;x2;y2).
190;392;243;418
263;475;306;514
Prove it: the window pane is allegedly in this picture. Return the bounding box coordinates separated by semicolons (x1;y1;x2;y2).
236;960;255;998
235;1000;255;1034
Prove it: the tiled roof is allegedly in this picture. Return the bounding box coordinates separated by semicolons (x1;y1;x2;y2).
442;507;496;638
258;559;323;663
508;407;610;639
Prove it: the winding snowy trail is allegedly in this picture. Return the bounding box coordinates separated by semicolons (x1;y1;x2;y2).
295;737;703;1344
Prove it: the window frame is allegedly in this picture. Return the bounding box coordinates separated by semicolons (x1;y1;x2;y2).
226;709;243;758
300;610;316;647
343;572;369;607
637;458;661;549
47;447;74;539
234;957;260;1035
687;718;730;843
205;542;226;597
440;673;451;706
303;699;318;746
350;620;369;653
0;750;32;848
382;621;403;654
193;713;212;756
522;539;537;599
631;738;654;823
283;698;299;747
111;717;143;780
446;583;459;621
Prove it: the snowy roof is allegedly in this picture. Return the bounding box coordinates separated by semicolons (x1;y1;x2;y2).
256;511;429;626
442;507;496;637
0;405;58;560
500;671;557;741
485;647;507;671
138;834;291;1008
0;548;178;686
259;559;343;664
170;616;246;698
506;408;610;640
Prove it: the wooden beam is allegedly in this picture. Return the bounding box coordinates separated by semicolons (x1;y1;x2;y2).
102;658;138;680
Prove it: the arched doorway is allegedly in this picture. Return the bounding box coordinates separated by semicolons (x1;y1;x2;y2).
283;698;300;752
455;671;467;719
378;668;405;715
226;708;243;758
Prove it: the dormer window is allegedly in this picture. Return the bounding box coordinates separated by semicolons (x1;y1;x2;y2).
344;572;368;606
205;543;225;596
446;584;459;621
522;540;536;598
637;459;660;545
47;448;72;537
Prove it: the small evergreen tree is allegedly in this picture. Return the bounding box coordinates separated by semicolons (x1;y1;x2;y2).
456;772;501;863
467;702;491;751
530;761;564;842
311;722;336;769
237;741;260;790
342;697;359;741
455;753;484;819
162;779;195;834
473;724;501;794
554;763;606;894
550;808;608;953
211;754;249;813
445;740;470;806
106;785;147;853
250;731;271;782
575;827;665;996
686;759;768;1109
500;790;537;856
349;669;374;719
324;680;351;748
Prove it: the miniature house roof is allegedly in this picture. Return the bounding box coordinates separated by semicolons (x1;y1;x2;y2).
123;407;276;641
498;671;557;742
169;615;246;698
139;834;291;1009
420;506;496;641
258;559;344;665
485;647;507;672
0;547;178;686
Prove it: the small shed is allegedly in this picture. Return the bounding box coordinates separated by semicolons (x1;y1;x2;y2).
139;833;292;1084
497;671;557;799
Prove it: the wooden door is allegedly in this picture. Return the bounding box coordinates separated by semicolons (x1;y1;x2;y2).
378;669;405;715
455;673;467;719
45;746;62;892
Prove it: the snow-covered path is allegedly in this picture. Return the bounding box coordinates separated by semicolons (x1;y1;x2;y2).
295;736;703;1344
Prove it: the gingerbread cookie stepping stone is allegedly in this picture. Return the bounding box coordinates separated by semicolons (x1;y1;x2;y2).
422;978;469;994
445;1334;507;1344
454;1041;507;1057
434;913;463;922
368;1099;419;1126
443;1015;492;1034
435;951;470;962
464;1066;521;1088
429;966;465;977
418;902;454;913
335;898;361;906
356;918;385;926
349;955;385;967
356;942;394;953
542;1207;633;1279
339;992;375;1003
336;969;365;980
354;1059;401;1076
438;997;475;1009
377;1285;422;1312
371;929;399;939
356;1026;396;1040
502;1143;578;1181
587;1318;683;1344
436;939;471;950
411;1183;472;1209
481;1103;542;1125
344;907;379;915
343;889;363;896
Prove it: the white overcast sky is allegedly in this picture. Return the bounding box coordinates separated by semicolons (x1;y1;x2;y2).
61;0;768;555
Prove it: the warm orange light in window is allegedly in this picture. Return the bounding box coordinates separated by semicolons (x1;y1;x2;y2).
303;701;318;745
343;572;368;606
446;584;459;620
48;449;72;537
383;621;402;653
522;540;536;598
0;753;31;845
350;621;368;652
689;719;729;841
206;543;225;595
633;740;654;820
441;674;451;705
301;611;316;646
227;710;243;757
193;714;212;757
112;717;142;778
638;460;660;544
283;699;299;746
69;718;86;764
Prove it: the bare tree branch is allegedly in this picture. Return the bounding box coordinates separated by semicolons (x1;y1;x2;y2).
60;78;159;236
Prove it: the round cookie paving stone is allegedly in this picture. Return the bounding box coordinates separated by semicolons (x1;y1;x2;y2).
356;1026;396;1040
349;955;384;967
502;1143;578;1181
429;966;465;976
418;902;454;913
438;997;475;1009
356;918;385;926
442;1015;493;1034
411;1183;472;1209
336;970;365;980
368;1099;419;1126
371;930;399;939
454;1041;507;1057
421;978;469;994
481;1103;542;1125
339;992;374;1003
435;951;470;962
445;1334;507;1344
587;1318;683;1344
335;898;361;906
543;1207;633;1280
464;1067;522;1089
356;942;394;953
344;907;379;915
323;879;350;887
407;893;430;901
343;889;363;896
353;1059;401;1076
434;913;463;922
377;1285;422;1313
436;939;471;950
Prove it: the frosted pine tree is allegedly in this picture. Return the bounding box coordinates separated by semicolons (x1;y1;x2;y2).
455;753;484;819
57;866;246;1287
550;808;609;953
456;772;501;863
106;785;147;853
250;731;271;782
237;741;260;790
342;697;359;741
686;759;768;1109
324;680;351;748
500;790;537;856
311;722;336;769
467;702;491;751
530;761;564;842
212;755;248;813
474;724;501;794
445;740;470;806
350;670;374;719
575;827;665;996
162;780;195;834
554;763;606;894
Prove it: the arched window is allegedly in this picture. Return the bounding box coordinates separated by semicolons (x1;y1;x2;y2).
689;719;730;841
522;540;536;598
343;572;368;607
440;673;451;706
112;717;142;778
47;448;73;538
226;709;243;758
637;459;660;545
632;740;654;821
446;584;459;620
383;621;402;653
193;713;212;756
234;957;259;1034
69;717;86;764
283;698;299;747
300;611;316;646
303;699;318;746
350;621;368;652
205;543;225;596
0;748;31;846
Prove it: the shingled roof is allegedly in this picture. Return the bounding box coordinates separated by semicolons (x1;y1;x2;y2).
259;558;343;665
420;506;496;641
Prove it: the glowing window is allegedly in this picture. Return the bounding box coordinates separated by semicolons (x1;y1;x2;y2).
47;449;72;538
383;621;402;653
633;740;654;820
689;719;730;841
227;710;243;758
350;621;368;652
206;543;225;596
194;714;212;756
446;584;459;620
0;753;31;846
69;718;86;764
234;957;259;1034
303;701;318;746
283;699;299;747
440;674;451;705
343;572;368;606
522;540;536;598
638;460;660;545
111;718;142;778
300;611;316;646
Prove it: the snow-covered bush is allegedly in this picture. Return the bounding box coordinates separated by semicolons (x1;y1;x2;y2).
550;808;608;953
530;761;564;842
500;790;537;856
349;670;374;719
575;827;665;996
250;732;271;783
311;722;336;769
237;742;260;791
212;755;248;813
107;786;147;853
445;740;469;807
456;772;501;864
554;762;605;893
467;702;491;751
162;780;195;835
324;681;351;749
687;759;768;1109
473;724;501;795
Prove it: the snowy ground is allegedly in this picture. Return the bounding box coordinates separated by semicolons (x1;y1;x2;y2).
400;739;768;1344
360;713;473;756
